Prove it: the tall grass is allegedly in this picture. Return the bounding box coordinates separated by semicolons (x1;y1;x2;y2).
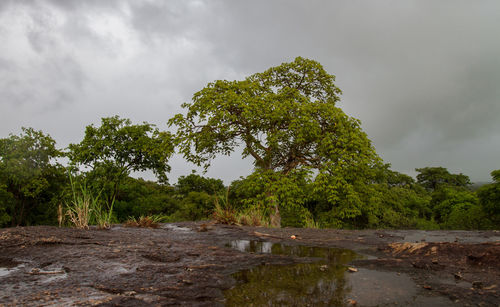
65;173;114;229
212;189;238;225
92;197;115;229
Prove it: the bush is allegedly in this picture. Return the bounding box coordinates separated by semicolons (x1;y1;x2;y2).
444;204;487;230
413;218;440;230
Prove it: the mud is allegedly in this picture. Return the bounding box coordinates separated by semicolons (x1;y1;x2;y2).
0;223;499;306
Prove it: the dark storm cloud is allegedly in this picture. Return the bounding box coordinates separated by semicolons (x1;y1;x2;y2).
0;0;498;182
193;0;500;181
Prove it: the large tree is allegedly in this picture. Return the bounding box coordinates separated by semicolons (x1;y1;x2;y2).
68;116;174;204
170;57;379;226
415;167;471;192
0;128;65;226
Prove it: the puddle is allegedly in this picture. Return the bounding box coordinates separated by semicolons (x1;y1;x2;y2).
227;240;359;261
0;258;24;277
391;230;500;243
40;271;68;284
224;240;452;306
0;265;23;277
163;224;192;232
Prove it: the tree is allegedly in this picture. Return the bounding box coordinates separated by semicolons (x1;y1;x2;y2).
68;116;174;204
432;187;479;224
0;128;65;226
113;177;176;221
477;169;500;226
175;173;225;196
170;57;380;226
416;167;471;192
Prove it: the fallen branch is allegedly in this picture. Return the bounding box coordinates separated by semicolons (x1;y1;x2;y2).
253;231;282;239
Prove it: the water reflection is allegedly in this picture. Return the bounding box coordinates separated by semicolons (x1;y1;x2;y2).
226;261;352;306
227;240;358;261
225;240;359;306
224;240;450;306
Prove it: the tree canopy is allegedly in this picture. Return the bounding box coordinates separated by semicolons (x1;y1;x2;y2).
170;57;376;174
170;57;380;226
0;128;64;226
416;167;471;192
477;169;500;224
68;116;175;202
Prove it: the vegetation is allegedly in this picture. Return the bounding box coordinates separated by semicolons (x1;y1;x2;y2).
170;57;379;226
65;173;115;229
0;58;498;230
124;215;165;228
68;116;174;206
0;128;65;227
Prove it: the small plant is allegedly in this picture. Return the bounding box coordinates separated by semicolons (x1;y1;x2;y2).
212;188;238;225
304;216;320;229
237;206;269;227
65;172;115;230
92;197;115;229
124;215;165;228
66;174;100;229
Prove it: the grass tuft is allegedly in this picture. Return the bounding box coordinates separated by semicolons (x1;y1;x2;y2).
65;172;114;230
66;175;97;229
124;215;165;228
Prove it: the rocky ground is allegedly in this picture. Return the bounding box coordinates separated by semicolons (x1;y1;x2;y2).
0;222;499;306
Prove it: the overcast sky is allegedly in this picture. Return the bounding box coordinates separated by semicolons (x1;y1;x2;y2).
1;0;499;184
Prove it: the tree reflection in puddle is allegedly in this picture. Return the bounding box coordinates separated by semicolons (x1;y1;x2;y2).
224;240;451;306
225;240;359;306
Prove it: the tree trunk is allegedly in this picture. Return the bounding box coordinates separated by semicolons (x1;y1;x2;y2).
270;203;281;228
265;173;282;227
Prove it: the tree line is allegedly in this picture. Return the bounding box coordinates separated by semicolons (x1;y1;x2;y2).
1;58;498;229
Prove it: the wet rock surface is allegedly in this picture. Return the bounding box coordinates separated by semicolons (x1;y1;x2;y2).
0;223;499;306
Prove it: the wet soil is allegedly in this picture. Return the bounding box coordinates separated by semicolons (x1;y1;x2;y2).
0;223;499;306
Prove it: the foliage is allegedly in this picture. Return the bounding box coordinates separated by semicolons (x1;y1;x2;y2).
0;128;65;226
0;184;14;227
432;188;478;223
237;205;270;227
413;218;440;230
476;169;500;227
65;173;116;229
92;197;115;229
68;116;174;205
65;175;99;229
416;167;471;192
211;188;269;226
175;173;225;195
171;191;215;221
212;189;238;225
113;177;176;221
444;204;487;230
227;169;313;226
170;57;380;226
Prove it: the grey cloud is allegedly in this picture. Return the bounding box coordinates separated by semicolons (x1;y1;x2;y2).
0;0;499;183
0;2;88;111
0;55;86;111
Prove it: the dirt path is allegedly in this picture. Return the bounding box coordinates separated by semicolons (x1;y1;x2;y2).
1;223;499;306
